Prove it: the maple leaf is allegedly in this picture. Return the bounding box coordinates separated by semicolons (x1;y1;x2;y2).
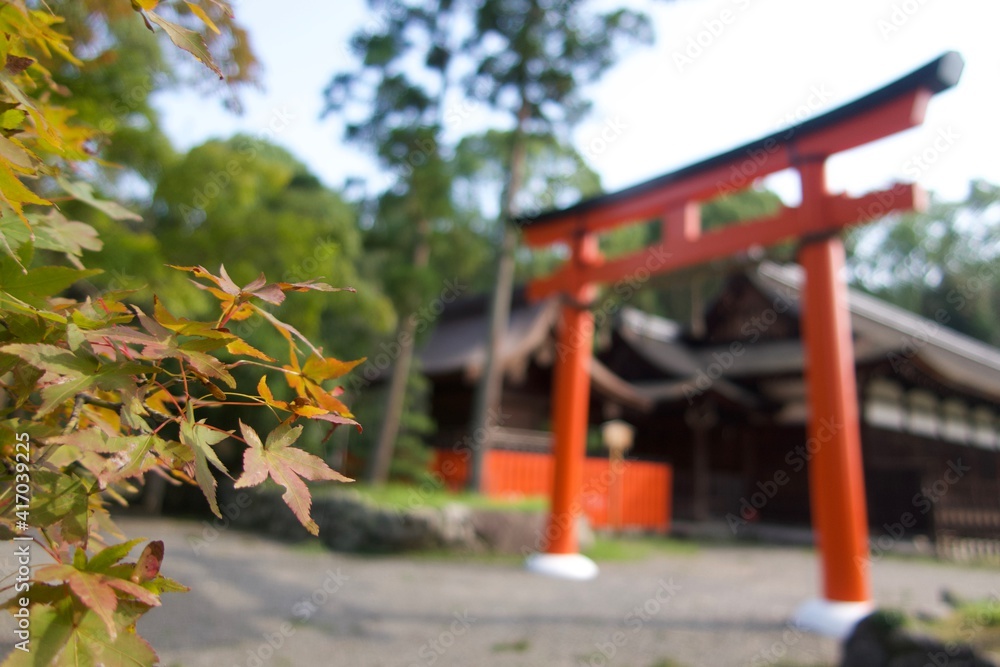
275;278;355;294
1;600;158;667
178;405;231;517
0;342;148;416
35;541;162;640
171;264;284;325
257;375;361;430
287;353;365;418
143;9;223;79
234;420;352;535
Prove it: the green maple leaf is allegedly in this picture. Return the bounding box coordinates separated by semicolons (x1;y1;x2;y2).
1;342;149;416
179;405;230;517
0;599;158;667
234;420;351;535
29;470;91;543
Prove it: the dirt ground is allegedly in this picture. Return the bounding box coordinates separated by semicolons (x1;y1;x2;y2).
4;517;999;667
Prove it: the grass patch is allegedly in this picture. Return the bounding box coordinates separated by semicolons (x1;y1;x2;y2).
583;535;699;562
492;639;530;653
314;482;547;513
924;598;1000;655
407;548;524;566
287;538;327;554
876;601;1000;660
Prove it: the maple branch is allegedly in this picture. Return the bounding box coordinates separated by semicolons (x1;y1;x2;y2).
77;393;173;424
63;395;86;435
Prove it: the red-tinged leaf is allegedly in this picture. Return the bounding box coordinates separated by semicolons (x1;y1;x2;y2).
167;264;222;287
309;411;362;432
66;570;119;639
308;386;355;418
233;421;352;535
105;577;160;607
131;541;164;583
216;264;242;296
276;280;355;294
4;54;34;76
249;282;285;305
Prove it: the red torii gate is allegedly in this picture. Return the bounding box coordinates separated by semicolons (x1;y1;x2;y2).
519;52;963;636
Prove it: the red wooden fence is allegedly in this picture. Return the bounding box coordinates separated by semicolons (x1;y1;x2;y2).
432;449;672;532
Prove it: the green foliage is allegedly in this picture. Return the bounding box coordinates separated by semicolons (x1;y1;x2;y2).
325;482;547;513
848;180;1000;345
0;3;360;665
582;535;699;562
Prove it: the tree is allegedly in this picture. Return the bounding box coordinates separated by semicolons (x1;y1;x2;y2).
847;180;1000;346
43;0;259;195
327;0;657;490
460;0;657;491
325;0;463;485
0;3;359;664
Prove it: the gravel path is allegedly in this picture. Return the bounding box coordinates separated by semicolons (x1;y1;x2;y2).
4;517;999;666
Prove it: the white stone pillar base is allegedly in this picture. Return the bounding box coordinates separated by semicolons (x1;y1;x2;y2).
792;598;875;638
524;553;599;581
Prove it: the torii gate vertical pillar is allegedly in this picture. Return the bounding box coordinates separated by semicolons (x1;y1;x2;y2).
526;233;600;580
793;160;874;636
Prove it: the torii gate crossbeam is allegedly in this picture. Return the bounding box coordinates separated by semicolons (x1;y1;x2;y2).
518;52;963;637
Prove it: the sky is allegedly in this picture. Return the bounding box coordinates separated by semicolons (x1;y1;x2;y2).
155;0;1000;207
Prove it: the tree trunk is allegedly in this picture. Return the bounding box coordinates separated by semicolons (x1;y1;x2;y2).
367;220;431;485
466;102;531;492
